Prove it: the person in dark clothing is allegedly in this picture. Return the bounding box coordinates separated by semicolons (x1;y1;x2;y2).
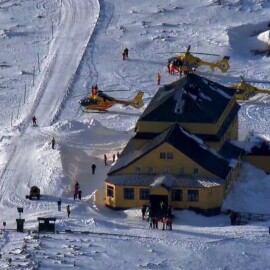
32;116;37;126
124;48;129;59
73;190;77;200
112;154;116;163
167;206;172;218
104;154;108;166
141;205;147;220
92;163;96;175
78;190;82;200
57;198;61;211
230;211;238;225
51;137;56;149
75;182;80;190
66;205;71;218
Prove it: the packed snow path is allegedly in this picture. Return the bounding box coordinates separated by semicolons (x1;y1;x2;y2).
0;0;100;206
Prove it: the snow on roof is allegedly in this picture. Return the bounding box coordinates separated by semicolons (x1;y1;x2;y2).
229;158;238;168
151;174;174;188
208;84;232;99
173;90;185;114
199;92;212;101
180;126;204;145
257;30;270;46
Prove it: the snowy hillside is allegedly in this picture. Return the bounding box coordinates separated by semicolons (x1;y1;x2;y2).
1;0;270;269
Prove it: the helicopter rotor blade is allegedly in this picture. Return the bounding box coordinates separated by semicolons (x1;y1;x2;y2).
103;90;131;92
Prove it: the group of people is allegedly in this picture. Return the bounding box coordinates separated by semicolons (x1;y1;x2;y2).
104;152;120;166
56;198;71;218
141;203;173;231
149;216;172;230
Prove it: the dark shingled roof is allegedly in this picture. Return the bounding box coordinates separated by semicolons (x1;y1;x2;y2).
219;141;244;159
139;73;236;123
108;125;232;179
106;174;224;188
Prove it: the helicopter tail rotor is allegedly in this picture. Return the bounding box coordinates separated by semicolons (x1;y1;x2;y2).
214;56;230;73
130;91;144;109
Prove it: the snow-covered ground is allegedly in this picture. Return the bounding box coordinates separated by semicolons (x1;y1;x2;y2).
1;0;270;269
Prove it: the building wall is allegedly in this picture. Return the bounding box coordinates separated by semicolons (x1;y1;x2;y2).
171;186;224;209
116;143;221;178
242;156;270;173
105;183;225;211
136;121;217;135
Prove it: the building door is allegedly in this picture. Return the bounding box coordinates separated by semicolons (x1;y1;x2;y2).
149;195;168;217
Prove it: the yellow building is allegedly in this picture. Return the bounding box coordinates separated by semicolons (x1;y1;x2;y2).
105;74;245;216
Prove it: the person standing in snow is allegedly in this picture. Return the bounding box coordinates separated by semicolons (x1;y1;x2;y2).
124;48;129;59
92;162;96;175
78;190;82;200
66;205;71;218
57;198;61;211
104;154;108;166
157;73;161;86
51;137;56;149
112;154;116;163
32;116;37;126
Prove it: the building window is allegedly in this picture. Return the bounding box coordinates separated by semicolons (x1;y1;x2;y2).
107;186;114;198
193;168;199;175
124;188;134;200
140;189;150;200
148;167;154;174
172;189;183;201
167;152;173;159
164;167;170;173
179;167;185;174
135;165;141;172
160;152;166;159
188;190;199;202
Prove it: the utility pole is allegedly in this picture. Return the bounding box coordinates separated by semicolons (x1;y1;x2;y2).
37;52;40;72
32;66;35;86
24;84;27;104
51;21;54;39
11;111;13;126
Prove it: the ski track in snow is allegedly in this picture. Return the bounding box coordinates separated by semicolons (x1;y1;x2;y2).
0;0;100;208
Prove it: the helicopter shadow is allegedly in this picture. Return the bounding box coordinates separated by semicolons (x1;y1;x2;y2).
105;110;142;117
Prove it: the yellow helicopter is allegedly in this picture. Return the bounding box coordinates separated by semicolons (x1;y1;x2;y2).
167;45;230;74
230;76;270;100
79;88;144;112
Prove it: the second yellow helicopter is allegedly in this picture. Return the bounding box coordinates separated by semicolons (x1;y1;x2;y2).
167;45;230;74
230;76;270;100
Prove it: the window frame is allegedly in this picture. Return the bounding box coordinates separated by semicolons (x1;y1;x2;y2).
107;186;114;198
123;188;135;200
167;152;174;159
148;167;154;174
160;152;166;159
179;167;185;174
193;168;199;175
135;165;141;172
139;188;150;200
172;189;183;201
188;190;199;202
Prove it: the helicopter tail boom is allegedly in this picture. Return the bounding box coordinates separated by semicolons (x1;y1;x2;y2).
115;91;144;109
130;91;144;108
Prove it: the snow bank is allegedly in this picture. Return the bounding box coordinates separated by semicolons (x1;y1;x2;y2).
51;119;130;145
223;163;270;214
